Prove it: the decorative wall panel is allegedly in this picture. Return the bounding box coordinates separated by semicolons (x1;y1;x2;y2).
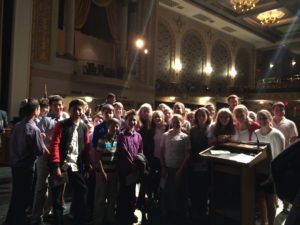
211;41;230;92
235;48;249;88
32;0;52;63
180;32;204;89
156;22;173;82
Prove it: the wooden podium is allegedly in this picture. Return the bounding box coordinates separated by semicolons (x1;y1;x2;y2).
200;142;270;225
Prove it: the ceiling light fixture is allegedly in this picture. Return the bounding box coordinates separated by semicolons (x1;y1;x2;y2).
257;9;285;25
230;0;259;12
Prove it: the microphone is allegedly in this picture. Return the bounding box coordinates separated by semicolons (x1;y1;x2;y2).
254;132;260;149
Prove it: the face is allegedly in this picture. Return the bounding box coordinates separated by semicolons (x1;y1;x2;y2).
70;105;84;120
257;114;270;128
34;106;41;118
228;98;238;110
153;113;163;126
273;106;285;118
197;111;207;126
126;115;137;130
102;109;113;120
219;112;231;126
108;123;119;136
164;110;172;122
40;106;50;116
234;109;246;122
140;108;150;120
107;96;116;104
171;116;182;130
51;100;64;117
206;105;216;117
173;105;183;115
114;106;123;118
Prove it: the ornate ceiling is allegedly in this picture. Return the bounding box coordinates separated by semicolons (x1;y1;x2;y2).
159;0;300;54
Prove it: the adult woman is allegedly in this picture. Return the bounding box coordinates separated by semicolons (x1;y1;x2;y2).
189;107;211;219
255;110;285;225
233;104;260;142
208;108;237;145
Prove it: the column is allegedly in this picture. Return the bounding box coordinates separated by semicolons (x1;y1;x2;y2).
64;0;75;57
9;0;33;118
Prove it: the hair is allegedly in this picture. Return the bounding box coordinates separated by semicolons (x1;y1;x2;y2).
173;102;186;116
22;98;40;117
214;108;235;136
48;95;64;106
92;112;104;121
125;109;138;121
113;101;124;109
151;110;165;128
68;99;85;111
39;97;49;109
157;103;171;112
272;101;285;110
106;93;116;99
138;103;152;127
227;94;239;102
257;109;273;124
171;114;184;123
248;111;257;121
233;104;250;122
195;107;211;127
106;118;120;127
101;104;114;113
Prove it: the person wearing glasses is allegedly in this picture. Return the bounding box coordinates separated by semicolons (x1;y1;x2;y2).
254;110;285;225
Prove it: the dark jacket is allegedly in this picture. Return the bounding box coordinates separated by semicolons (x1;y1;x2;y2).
49;118;90;172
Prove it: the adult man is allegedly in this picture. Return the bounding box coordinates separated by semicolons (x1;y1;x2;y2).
272;101;298;213
227;94;239;112
49;99;90;225
5;99;47;225
272;101;298;147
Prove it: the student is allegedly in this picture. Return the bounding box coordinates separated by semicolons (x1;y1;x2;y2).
94;118;120;225
189;107;211;219
116;110;143;224
49;99;90;225
5;99;47;225
160;114;191;224
31;96;69;225
255;110;285;225
227;94;239;112
233;104;260;142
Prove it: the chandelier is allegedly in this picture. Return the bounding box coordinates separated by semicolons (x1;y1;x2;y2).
257;9;285;25
230;0;259;12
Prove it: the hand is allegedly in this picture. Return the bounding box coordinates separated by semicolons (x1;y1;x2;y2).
83;164;93;178
40;132;46;140
54;167;62;178
100;171;108;181
175;169;182;182
161;166;167;178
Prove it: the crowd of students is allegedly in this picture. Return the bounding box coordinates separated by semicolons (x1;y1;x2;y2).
4;93;299;225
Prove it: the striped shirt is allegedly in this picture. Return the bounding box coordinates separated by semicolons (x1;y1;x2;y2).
96;137;117;173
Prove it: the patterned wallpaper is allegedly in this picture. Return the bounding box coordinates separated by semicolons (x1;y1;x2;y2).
210;42;230;92
235;48;249;88
156;22;173;82
180;33;204;87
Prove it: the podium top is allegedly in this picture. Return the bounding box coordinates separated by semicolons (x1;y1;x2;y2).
200;142;270;167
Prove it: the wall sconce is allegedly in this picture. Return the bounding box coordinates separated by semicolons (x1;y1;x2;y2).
135;38;145;49
229;67;237;79
204;64;213;75
292;59;296;67
169;96;176;101
269;63;274;69
172;58;182;73
144;49;149;54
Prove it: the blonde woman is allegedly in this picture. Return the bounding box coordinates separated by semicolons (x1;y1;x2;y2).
254;110;285;225
233;104;260;142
